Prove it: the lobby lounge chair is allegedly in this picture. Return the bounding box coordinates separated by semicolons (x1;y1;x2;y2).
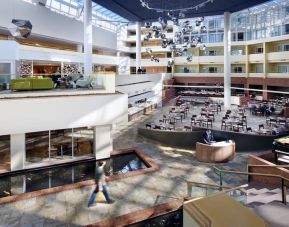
76;76;94;88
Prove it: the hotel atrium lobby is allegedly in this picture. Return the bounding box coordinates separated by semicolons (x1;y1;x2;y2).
1;0;289;226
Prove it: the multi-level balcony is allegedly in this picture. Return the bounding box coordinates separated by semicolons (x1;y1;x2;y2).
231;55;246;64
130;58;169;67
0;40;117;66
124;32;174;43
173;73;224;77
267;51;289;62
248;73;265;78
267;73;289;78
248;53;263;63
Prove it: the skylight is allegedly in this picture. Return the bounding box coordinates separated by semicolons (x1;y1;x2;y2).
44;0;128;32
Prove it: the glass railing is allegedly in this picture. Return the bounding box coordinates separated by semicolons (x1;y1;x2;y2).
186;180;248;204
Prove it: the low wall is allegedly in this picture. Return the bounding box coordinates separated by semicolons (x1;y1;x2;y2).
138;128;204;148
248;154;289;185
140;125;276;151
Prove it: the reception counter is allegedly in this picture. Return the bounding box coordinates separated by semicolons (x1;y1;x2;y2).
196;141;235;163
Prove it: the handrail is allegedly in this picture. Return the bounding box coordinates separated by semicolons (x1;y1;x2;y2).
214;166;289;182
186;180;231;189
184;184;249;204
213;166;288;204
186;180;248;198
248;164;289;168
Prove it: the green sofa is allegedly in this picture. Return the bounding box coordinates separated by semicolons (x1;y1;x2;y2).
11;77;54;91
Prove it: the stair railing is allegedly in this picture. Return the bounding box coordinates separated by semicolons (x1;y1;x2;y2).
213;166;289;204
186;180;248;199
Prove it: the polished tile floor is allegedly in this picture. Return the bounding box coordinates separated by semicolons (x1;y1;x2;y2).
0;104;266;226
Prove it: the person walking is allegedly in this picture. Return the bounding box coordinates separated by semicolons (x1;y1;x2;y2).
87;161;113;207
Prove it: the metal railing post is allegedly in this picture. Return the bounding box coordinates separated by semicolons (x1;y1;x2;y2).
247;165;250;182
220;172;223;186
187;183;192;198
281;178;287;205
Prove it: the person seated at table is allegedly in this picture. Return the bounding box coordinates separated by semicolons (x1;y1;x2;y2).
202;129;215;145
259;104;267;115
266;105;275;116
251;104;257;114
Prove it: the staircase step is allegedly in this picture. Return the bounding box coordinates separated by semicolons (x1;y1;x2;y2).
247;192;284;205
246;187;270;195
269;188;283;194
253;201;289;227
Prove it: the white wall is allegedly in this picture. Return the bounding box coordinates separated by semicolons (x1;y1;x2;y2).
0;0;116;50
19;44;118;65
0;41;117;66
0;94;128;135
116;74;172;105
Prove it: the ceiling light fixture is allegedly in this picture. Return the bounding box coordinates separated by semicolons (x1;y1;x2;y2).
140;1;209;67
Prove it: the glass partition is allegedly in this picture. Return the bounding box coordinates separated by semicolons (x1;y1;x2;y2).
73;127;94;157
0;135;10;172
25;127;94;167
0;63;11;84
50;129;73;160
26;131;49;164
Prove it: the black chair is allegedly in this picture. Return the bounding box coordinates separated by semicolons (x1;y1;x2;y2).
203;119;213;128
154;125;162;130
163;115;169;123
208;113;215;121
269;119;277;126
184;126;191;131
221;120;228;130
226;110;232;115
279;119;286;127
145;123;152;129
246;127;252;132
241;116;247;128
259;124;265;130
235;122;245;131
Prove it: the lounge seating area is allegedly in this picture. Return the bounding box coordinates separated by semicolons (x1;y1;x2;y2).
10;77;54;91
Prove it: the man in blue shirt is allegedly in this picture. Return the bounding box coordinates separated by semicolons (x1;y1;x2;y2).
202;129;215;144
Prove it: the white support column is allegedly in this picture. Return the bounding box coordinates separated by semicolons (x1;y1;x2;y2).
93;125;112;160
135;21;141;71
10;133;25;171
84;0;93;76
224;12;231;109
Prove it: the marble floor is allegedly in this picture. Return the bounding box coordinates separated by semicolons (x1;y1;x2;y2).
0;104;266;226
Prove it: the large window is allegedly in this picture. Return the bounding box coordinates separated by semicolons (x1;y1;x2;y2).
277;44;289;52
232;66;244;73
73;127;94;157
45;0;128;32
26;131;49;164
201;67;222;73
277;65;289;73
25;127;94;166
0;63;11;84
255;64;264;73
